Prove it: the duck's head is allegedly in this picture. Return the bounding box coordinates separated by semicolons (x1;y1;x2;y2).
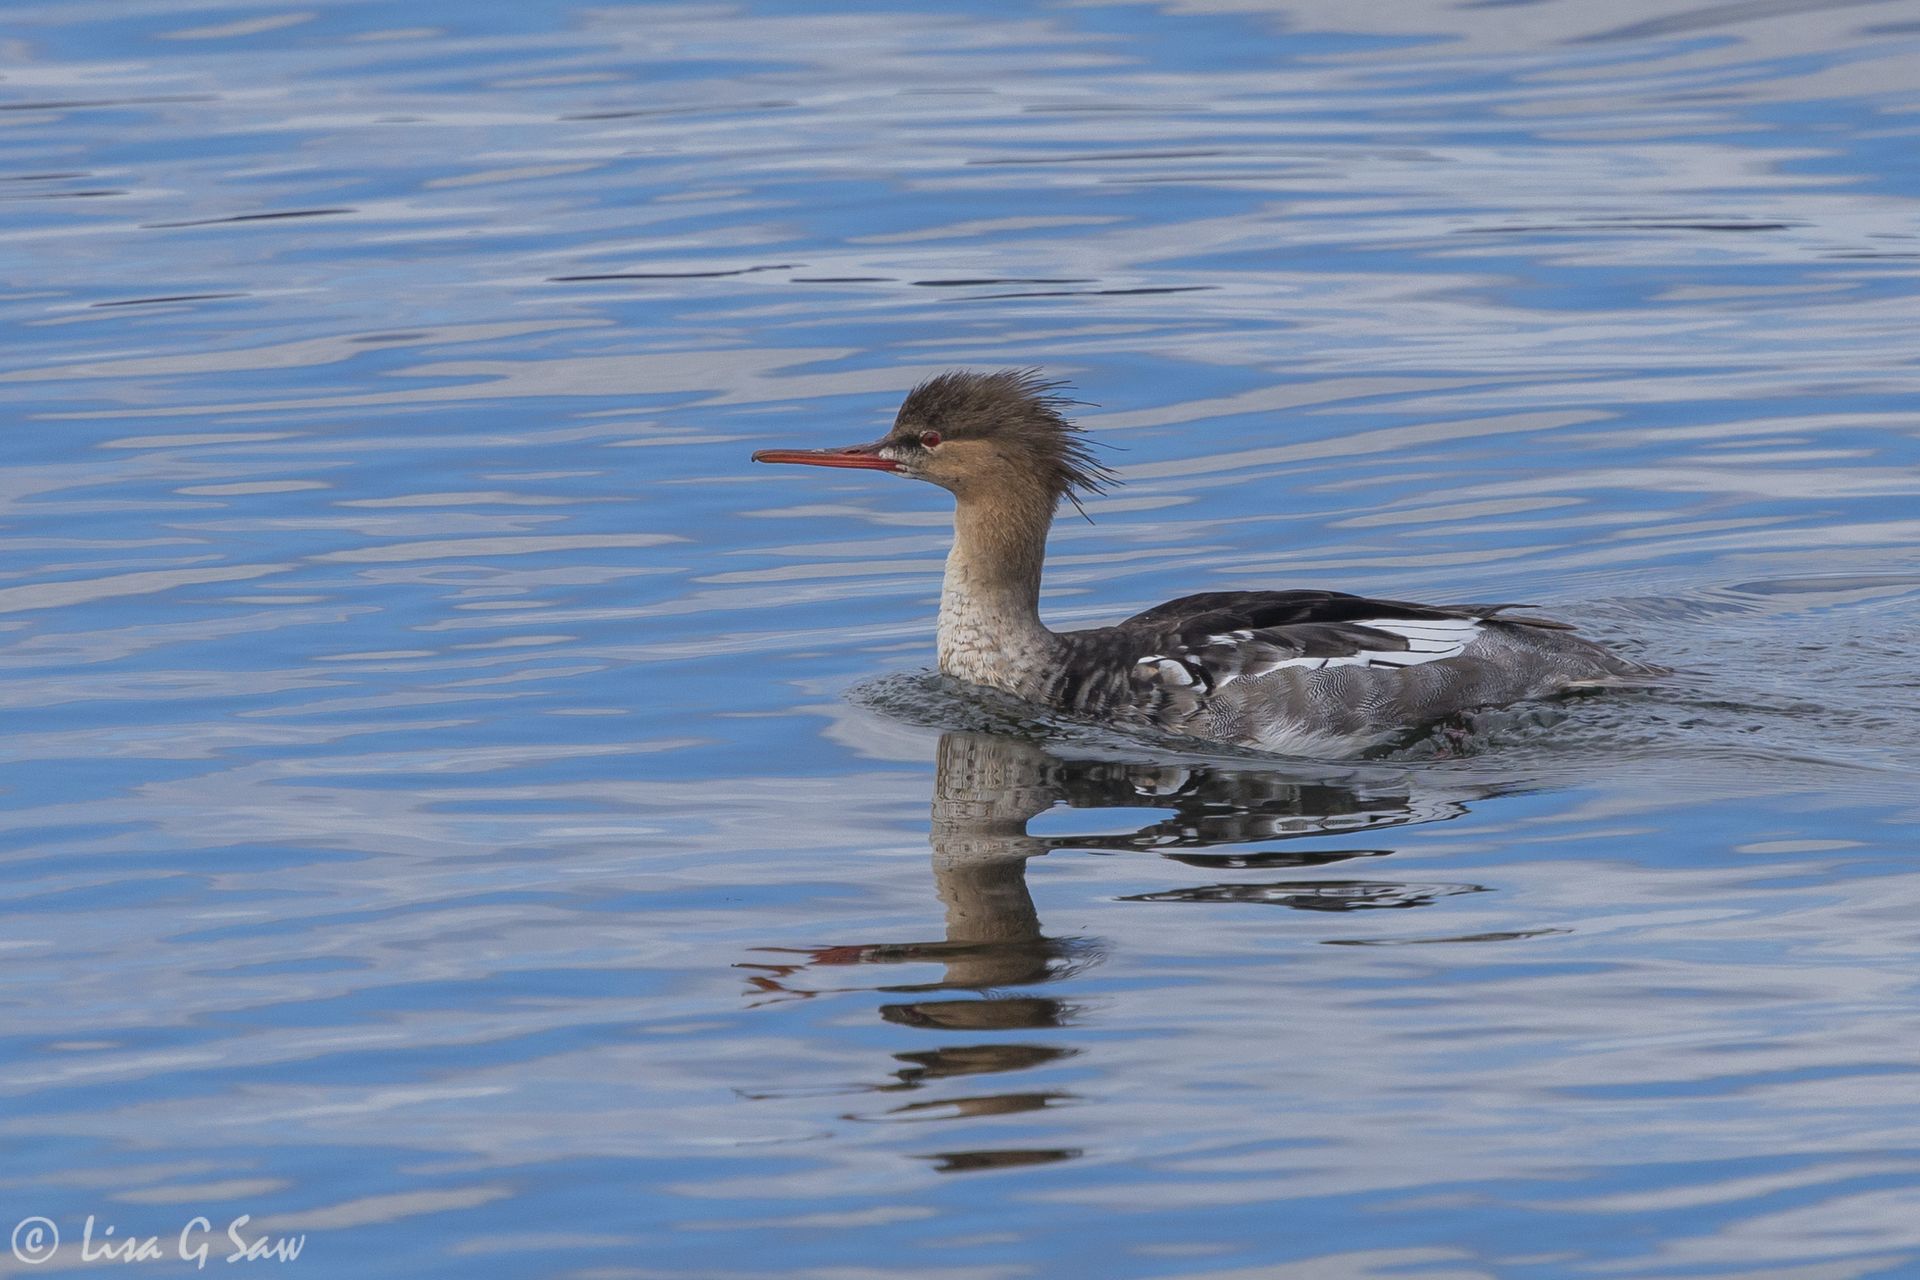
752;369;1114;508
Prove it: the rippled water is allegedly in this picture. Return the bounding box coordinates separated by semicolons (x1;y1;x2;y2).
5;1;1920;1276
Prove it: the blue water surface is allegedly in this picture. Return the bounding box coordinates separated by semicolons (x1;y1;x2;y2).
4;1;1920;1277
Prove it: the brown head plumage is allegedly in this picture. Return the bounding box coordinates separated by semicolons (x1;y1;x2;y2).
751;368;1117;514
887;369;1117;506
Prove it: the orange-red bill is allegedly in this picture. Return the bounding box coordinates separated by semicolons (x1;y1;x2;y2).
751;443;899;471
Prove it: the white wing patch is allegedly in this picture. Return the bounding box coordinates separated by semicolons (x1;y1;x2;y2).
1331;617;1482;668
1137;617;1485;697
1197;617;1482;688
1135;655;1196;685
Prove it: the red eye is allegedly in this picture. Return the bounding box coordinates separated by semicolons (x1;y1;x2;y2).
920;430;942;448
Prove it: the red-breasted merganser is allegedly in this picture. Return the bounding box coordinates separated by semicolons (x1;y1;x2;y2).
753;369;1659;755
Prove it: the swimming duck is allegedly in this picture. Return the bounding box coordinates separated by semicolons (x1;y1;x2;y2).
753;369;1657;755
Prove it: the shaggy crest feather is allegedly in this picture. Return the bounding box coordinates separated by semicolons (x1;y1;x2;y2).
893;368;1116;504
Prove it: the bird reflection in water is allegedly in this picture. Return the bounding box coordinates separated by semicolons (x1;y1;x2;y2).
738;730;1503;1171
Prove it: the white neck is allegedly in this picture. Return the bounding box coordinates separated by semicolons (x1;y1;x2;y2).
936;490;1058;696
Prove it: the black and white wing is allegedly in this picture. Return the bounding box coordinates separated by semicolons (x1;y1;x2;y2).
1040;588;1655;751
1124;590;1557;684
1094;590;1580;728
